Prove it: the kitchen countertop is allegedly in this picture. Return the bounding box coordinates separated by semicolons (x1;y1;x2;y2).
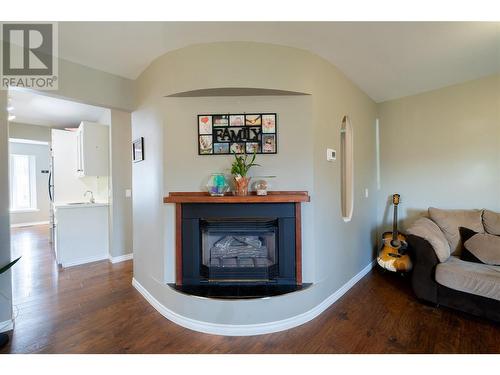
54;202;110;209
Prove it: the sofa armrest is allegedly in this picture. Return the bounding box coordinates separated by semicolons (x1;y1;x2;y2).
407;217;451;262
406;234;440;304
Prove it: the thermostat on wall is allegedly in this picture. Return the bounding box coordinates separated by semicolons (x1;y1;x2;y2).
327;148;336;161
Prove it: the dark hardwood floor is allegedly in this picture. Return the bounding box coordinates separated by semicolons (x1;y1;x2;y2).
1;225;499;354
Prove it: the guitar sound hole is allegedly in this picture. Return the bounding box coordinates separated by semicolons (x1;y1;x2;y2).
390;240;400;247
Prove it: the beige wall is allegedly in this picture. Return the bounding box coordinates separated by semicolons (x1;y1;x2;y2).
83;109;133;258
0;90;13;328
9;122;51;143
132;42;378;326
55;58;136;112
108;110;133;257
311;58;378;286
378;74;500;231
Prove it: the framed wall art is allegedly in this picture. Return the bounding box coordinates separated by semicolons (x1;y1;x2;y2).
197;113;277;155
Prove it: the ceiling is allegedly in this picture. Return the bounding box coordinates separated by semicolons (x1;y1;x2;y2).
58;22;500;102
8;89;108;128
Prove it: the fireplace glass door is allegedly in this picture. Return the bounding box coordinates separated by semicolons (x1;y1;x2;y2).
200;218;278;281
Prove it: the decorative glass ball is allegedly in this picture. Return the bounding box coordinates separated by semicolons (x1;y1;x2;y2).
254;179;269;196
206;173;229;196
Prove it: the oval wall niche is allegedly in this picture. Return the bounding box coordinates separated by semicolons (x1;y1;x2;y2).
340;115;354;222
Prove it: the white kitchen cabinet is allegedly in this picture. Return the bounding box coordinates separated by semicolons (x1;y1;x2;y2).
54;203;109;267
76;121;109;177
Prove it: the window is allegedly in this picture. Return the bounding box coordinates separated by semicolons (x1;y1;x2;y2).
9;154;37;212
340;115;354;222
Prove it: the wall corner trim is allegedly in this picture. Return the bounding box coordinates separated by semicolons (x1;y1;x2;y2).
0;319;14;333
61;254;109;268
132;259;375;336
109;253;133;264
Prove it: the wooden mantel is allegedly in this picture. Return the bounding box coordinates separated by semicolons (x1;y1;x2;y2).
164;191;310;204
164;191;310;286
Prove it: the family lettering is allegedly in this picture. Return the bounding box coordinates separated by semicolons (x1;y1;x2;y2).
214;127;262;143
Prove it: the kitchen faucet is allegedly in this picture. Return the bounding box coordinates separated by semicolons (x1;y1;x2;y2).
84;190;95;204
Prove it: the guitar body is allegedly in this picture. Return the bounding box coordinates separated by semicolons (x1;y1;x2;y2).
377;232;412;272
377;194;413;273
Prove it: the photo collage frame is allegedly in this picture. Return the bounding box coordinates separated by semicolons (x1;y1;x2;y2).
198;113;277;155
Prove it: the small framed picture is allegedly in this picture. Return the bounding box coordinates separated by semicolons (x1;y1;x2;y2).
214;143;229;154
262;134;276;153
230;142;245;154
198;115;212;134
213;115;229;126
245;114;261;126
246;142;260;154
229;115;244;126
199;135;213;154
132;137;144;162
262;114;276;133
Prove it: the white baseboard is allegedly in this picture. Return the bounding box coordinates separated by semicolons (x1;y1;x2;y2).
109;253;133;263
61;254;109;268
0;319;13;333
11;221;49;228
132;259;375;336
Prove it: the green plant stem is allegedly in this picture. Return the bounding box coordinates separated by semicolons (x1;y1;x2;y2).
231;151;260;177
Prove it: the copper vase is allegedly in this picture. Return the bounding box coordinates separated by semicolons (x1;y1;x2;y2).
233;176;251;196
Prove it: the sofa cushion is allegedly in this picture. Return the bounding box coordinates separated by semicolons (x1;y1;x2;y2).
463;233;500;266
483;210;500;236
407;217;451;262
428;207;484;255
435;256;500;301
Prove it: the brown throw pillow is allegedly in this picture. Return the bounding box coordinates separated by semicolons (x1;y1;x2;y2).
459;227;500;266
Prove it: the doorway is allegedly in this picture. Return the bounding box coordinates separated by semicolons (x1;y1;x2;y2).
7;88;112;268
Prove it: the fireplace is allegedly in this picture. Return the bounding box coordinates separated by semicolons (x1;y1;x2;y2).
164;192;310;298
200;218;279;281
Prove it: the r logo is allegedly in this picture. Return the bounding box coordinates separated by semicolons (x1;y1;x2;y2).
2;23;53;76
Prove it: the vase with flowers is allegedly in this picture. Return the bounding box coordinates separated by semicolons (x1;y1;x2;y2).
230;151;259;196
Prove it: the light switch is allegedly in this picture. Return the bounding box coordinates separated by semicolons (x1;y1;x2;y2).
326;148;336;161
125;189;132;198
364;188;369;198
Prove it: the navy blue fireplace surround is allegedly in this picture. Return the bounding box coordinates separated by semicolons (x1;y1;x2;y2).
182;203;296;286
164;192;310;298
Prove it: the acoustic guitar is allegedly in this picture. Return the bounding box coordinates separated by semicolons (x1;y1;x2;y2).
377;194;413;272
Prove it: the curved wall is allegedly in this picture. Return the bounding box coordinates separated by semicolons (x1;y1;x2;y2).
132;42;378;334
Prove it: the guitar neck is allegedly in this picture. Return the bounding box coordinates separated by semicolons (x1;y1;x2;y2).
392;203;399;240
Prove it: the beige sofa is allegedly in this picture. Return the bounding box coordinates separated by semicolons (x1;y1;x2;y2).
406;208;500;322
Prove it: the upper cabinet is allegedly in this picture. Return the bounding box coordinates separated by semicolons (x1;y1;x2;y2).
76;122;109;177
